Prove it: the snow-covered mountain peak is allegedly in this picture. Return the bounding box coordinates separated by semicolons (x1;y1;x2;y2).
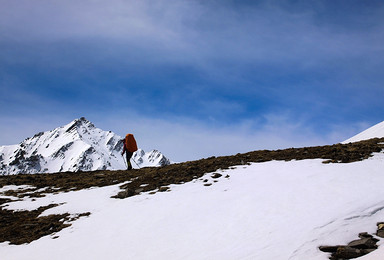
343;121;384;143
0;118;171;175
64;117;95;133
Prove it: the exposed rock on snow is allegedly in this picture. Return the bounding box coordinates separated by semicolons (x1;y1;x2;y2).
376;222;384;238
320;232;379;259
0;117;170;175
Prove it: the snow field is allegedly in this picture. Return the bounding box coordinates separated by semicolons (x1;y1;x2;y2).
1;153;384;259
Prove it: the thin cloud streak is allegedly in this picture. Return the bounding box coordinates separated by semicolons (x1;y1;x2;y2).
1;0;384;70
0;1;383;161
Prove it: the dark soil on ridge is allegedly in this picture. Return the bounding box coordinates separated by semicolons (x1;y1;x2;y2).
1;137;383;197
0;137;383;245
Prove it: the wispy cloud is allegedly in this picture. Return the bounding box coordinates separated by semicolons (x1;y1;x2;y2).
1;0;383;160
2;0;384;69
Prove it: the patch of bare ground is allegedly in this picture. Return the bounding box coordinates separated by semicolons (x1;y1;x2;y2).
0;202;90;245
0;137;383;245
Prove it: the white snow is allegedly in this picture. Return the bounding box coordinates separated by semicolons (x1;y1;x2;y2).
0;118;170;175
343;121;384;143
1;152;384;259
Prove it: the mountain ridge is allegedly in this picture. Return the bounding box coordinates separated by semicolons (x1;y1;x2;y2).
0;117;170;175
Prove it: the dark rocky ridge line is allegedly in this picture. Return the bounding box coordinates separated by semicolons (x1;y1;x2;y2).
0;137;383;245
114;137;384;199
1;137;382;197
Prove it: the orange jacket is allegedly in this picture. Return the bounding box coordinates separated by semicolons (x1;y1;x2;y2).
123;134;138;153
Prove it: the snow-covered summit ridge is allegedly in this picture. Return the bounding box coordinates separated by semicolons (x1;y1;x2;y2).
343;121;384;144
0;117;170;175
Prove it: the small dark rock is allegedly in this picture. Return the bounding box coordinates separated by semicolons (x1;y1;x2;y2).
115;189;135;199
319;245;340;253
159;186;169;192
377;222;384;230
377;229;384;238
347;237;378;249
359;232;373;239
333;246;367;259
211;173;222;179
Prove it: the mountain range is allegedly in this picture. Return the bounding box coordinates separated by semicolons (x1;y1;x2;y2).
0;117;170;175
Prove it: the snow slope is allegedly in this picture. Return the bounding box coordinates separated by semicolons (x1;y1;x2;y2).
1;152;384;259
0;118;170;175
343;121;384;143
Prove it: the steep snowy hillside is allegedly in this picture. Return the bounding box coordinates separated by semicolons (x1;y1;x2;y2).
0;141;383;260
343;121;384;143
0;117;170;175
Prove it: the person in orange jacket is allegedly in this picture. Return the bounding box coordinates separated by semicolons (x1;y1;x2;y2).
121;134;138;170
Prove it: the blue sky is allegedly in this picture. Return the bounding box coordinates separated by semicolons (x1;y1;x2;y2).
1;0;384;161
